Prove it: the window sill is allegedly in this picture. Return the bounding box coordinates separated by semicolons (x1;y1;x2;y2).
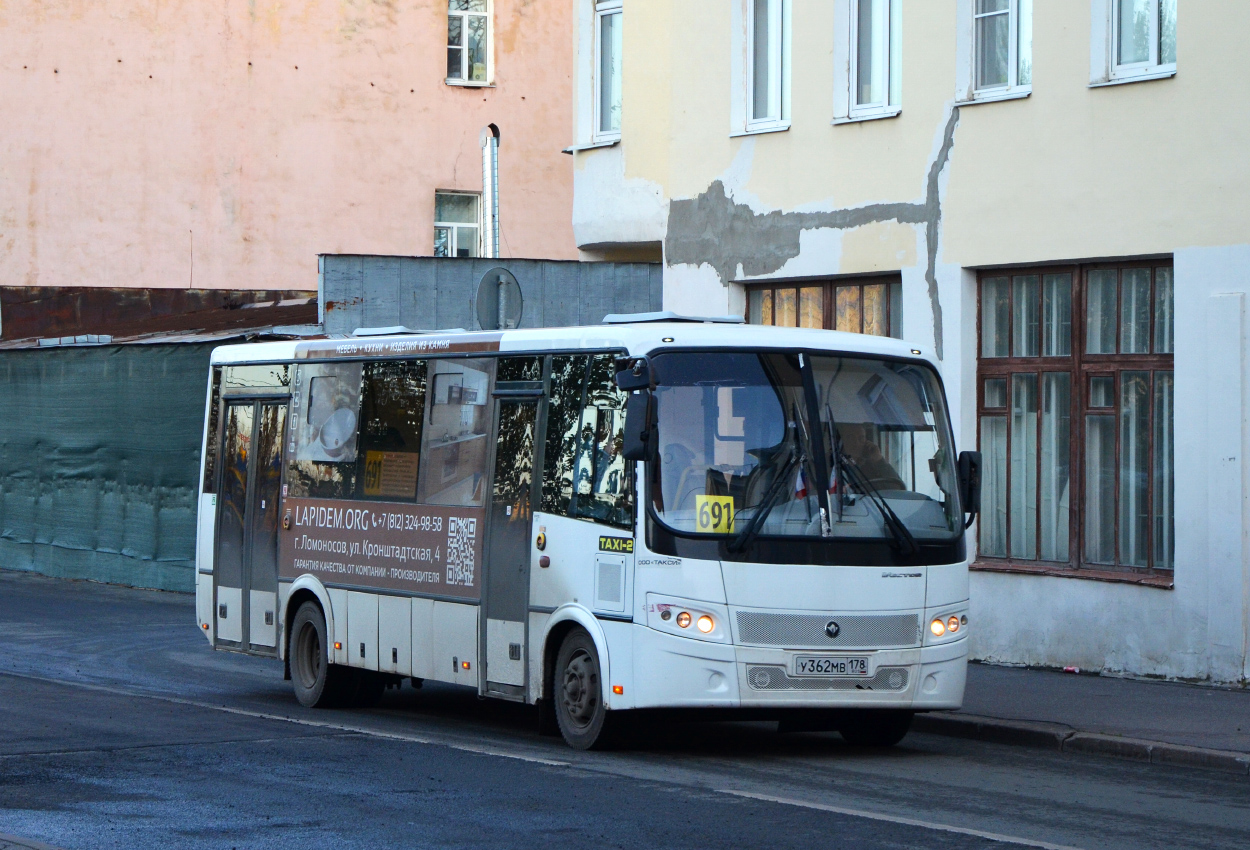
1089;66;1176;88
832;107;901;126
731;121;791;138
445;79;495;88
956;88;1031;107
562;138;620;155
971;560;1174;589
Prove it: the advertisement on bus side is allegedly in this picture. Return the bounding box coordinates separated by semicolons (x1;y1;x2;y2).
279;497;486;600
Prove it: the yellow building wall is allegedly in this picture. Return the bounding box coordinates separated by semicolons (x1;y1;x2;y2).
590;0;1248;278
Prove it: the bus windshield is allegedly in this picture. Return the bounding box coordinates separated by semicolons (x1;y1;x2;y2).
649;351;962;544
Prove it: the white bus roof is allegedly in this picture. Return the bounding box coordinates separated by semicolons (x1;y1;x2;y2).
208;322;937;370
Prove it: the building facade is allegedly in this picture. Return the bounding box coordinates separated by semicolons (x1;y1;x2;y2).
571;0;1250;684
1;0;577;296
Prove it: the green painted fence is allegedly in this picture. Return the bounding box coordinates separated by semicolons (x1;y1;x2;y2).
0;343;215;592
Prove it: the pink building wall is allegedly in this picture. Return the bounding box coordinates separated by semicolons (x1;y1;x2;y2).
0;0;576;292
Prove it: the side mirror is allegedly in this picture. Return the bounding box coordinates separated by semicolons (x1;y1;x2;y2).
614;357;651;391
621;391;653;461
957;450;982;516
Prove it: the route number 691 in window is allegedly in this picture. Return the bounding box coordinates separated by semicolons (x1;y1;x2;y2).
695;495;735;534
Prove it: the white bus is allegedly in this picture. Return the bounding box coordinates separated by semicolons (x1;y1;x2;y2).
195;314;981;750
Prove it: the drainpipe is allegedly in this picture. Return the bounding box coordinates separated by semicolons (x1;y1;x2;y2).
480;124;501;259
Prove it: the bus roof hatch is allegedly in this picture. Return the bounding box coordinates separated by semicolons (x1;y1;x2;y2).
601;311;744;325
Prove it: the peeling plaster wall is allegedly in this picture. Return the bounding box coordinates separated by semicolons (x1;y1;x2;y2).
573;0;1250;683
571;145;666;250
0;0;577;293
664;105;959;357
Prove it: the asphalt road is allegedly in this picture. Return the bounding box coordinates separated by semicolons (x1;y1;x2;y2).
0;570;1246;850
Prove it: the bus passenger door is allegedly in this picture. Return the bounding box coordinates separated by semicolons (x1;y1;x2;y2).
213;400;287;654
483;398;539;696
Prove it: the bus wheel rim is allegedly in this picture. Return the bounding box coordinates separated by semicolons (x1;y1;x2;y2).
561;649;598;728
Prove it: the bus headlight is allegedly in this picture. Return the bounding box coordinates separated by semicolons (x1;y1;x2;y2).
646;595;730;644
925;609;969;644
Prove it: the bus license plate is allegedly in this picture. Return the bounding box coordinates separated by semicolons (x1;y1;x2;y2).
794;656;870;677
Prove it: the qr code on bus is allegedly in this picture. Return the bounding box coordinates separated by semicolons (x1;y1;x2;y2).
446;517;477;587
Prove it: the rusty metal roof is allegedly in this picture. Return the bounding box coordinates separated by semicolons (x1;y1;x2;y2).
0;287;320;349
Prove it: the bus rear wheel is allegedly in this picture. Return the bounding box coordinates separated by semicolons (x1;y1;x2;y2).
554;629;614;750
290;601;354;708
837;710;914;747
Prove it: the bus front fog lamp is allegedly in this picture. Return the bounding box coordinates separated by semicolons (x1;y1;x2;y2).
930;618;946;637
696;615;714;634
676;611;692;629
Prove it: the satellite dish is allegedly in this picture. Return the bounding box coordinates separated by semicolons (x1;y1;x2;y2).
476;267;523;330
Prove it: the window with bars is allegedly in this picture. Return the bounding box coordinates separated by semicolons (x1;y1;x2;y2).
976;262;1174;577
746;278;902;338
447;0;490;84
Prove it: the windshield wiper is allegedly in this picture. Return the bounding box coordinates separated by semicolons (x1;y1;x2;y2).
728;431;799;554
838;453;919;557
820;400;917;556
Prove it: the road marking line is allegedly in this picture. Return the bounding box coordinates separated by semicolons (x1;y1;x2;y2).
0;832;65;850
0;670;570;768
717;790;1084;850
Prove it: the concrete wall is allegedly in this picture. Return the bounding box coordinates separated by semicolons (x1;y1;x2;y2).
0;0;577;293
320;255;663;333
572;0;1250;683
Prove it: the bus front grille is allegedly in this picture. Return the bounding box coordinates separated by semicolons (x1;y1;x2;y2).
735;611;921;649
745;666;910;691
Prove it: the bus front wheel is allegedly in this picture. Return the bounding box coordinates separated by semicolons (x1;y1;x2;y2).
554;629;614;750
290;601;355;709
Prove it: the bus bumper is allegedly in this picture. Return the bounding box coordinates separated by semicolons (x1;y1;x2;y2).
628;623;967;711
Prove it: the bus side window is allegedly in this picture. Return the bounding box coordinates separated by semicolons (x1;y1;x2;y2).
570;354;633;529
357;360;427;502
416;358;494;506
202;366;223;494
286;362;363;499
541;355;589;516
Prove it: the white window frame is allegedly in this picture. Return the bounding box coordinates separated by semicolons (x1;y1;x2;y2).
955;0;1032;105
433;192;482;258
731;0;791;136
833;0;901;124
1090;0;1176;87
446;1;493;87
593;0;623;144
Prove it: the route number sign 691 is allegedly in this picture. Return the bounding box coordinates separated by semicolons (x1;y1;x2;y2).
695;495;735;534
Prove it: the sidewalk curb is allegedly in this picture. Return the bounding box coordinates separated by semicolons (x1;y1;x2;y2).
913;713;1250;776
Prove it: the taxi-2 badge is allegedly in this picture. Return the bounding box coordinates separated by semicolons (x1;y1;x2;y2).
598;535;634;553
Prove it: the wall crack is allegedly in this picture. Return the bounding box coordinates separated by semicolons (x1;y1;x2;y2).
664;106;961;358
